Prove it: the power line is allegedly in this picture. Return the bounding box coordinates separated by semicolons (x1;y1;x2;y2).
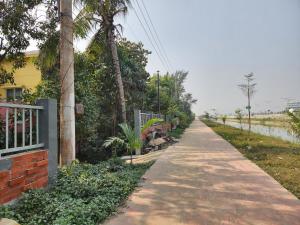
133;0;170;71
131;1;169;72
140;0;174;71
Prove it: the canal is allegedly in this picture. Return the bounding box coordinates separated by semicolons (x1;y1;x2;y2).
220;120;300;143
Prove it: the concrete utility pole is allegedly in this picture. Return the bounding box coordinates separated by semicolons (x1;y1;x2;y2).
157;70;160;114
59;0;76;166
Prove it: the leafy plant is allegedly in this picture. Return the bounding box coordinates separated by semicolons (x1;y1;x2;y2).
103;137;126;157
235;109;243;130
141;118;164;132
119;123;142;164
288;111;300;137
0;159;153;225
222;115;227;125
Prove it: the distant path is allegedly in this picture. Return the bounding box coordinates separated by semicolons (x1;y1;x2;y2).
104;120;300;225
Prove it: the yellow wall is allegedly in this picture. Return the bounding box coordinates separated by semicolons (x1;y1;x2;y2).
0;56;41;99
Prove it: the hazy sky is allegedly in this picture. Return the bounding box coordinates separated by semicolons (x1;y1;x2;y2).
32;0;300;115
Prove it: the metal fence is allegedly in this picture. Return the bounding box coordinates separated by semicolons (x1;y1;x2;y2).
0;103;44;158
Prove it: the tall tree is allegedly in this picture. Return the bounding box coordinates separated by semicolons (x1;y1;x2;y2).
238;73;257;132
60;0;76;165
75;0;130;122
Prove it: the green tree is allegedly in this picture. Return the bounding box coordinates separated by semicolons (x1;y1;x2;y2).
75;0;131;123
222;115;227;126
235;109;243;130
0;0;56;84
288;111;300;137
26;37;150;162
144;71;196;128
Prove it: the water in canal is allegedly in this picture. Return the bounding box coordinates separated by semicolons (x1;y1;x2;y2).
220;120;300;143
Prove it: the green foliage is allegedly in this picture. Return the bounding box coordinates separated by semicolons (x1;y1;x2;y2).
221;115;227;125
0;159;153;225
143;71;196;128
141;118;164;132
103;137;126;157
0;0;57;84
24;37;150;162
203;111;210;120
168;128;185;139
119;123;142;163
204;120;300;199
235;109;243;129
288;111;300;137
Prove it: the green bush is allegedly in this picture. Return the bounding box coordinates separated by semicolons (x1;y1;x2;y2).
0;159;153;225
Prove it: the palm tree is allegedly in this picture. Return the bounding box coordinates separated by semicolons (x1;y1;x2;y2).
119;123;142;164
74;0;130;122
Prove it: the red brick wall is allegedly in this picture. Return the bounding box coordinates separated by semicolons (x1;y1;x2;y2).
0;150;48;204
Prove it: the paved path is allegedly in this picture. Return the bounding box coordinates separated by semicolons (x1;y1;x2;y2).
105;120;300;225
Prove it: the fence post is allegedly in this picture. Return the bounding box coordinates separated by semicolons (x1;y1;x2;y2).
36;99;58;186
134;109;142;155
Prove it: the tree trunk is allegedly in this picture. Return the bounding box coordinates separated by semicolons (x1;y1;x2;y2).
107;28;127;123
59;0;76;166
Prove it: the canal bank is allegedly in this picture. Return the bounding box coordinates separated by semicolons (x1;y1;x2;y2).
218;119;300;143
203;119;300;199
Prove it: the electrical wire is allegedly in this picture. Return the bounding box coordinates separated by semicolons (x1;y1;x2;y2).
131;1;169;72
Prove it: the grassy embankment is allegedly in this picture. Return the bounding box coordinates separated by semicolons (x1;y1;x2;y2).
227;114;290;128
203;119;300;199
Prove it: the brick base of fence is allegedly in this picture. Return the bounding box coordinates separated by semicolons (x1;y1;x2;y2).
0;150;48;204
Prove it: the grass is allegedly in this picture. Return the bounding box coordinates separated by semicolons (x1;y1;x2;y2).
227;117;290;128
0;158;153;225
168;127;185;139
203;119;300;199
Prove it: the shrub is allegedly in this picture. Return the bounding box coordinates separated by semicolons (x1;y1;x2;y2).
0;159;152;225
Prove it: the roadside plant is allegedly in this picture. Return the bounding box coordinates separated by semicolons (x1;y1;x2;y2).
288;111;300;137
119;123;142;164
235;109;243;130
103;137;126;157
141;118;164;132
222;115;227;126
204;111;210;120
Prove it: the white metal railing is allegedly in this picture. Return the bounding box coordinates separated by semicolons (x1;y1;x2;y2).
0;103;44;158
140;112;164;128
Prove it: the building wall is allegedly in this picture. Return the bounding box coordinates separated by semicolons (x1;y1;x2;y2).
0;150;48;204
0;56;41;99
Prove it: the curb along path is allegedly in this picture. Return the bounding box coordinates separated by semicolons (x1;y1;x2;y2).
104;120;300;225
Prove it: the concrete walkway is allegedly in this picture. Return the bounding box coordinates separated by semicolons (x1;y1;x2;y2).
105;120;300;225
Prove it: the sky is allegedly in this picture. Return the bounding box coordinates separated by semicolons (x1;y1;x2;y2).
31;0;300;115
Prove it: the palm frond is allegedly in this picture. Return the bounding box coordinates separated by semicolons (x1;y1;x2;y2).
141;118;164;132
74;5;97;39
103;136;125;148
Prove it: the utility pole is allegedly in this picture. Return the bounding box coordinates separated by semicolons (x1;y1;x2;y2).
157;70;160;114
59;0;75;166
